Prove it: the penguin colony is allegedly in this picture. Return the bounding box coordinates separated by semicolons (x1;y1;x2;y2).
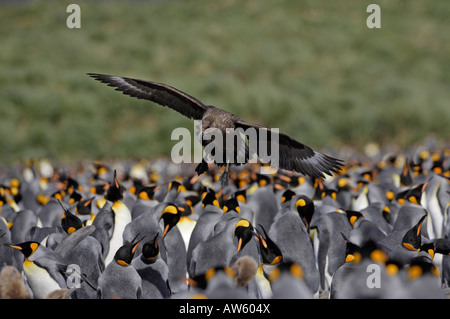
0;147;449;299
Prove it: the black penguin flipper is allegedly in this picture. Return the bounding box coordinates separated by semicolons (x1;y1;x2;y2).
235;119;344;179
88;73;209;120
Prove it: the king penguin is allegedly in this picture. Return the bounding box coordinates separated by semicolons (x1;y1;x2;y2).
254;225;283;299
58;199;84;236
268;195;320;295
90;200;114;260
65;233;104;299
378;214;427;265
405;256;447;298
102;170;132;266
132;233;171;298
247;180;279;232
8;241;70;298
130;185;159;220
0;217;22;272
159;202;187;295
184;266;251;299
186;190;222;271
58;215;104;299
314;210;352;294
97;236;142;299
422;174;449;239
268;262;313;299
189;218;257;278
330;240;404;299
74;197;96;226
122;202;179;259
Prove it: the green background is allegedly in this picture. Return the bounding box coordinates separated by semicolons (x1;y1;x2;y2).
1;0;449;166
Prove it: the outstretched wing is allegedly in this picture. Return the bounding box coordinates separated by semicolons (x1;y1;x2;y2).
88;73;209;120
235;119;344;179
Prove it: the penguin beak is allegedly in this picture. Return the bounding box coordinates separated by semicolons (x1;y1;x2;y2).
8;244;22;250
237;238;243;252
258;234;268;249
421;181;428;193
254;228;267;249
163;224;170;238
153;233;159;248
130;234;143;253
131;240;141;254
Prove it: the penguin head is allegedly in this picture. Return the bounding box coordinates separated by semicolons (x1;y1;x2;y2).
128;179;144;196
75;197;94;216
64;176;83;194
234;219;255;252
418;242;436;260
395;189;409;205
385;189;396;202
201;190;220;209
273;173;290;191
255;225;282;265
160;204;181;238
114;236;141;267
90;182;108;197
255;173;271;188
342;232;362;263
184;195;201;210
280;189;296;205
294;195;314;229
320;188;337;201
402;215;426;251
408;257;440;281
343;237;388;264
268;262;304;283
141;233;159;260
105;170;124;202
343;209;364;228
92;162;110;180
234;189;247;204
137;185;157;201
8;241;40;259
166;181;184;196
385;259;403;276
291;175;307;188
58;199;83;235
435;238;450;255
400;162;413;186
186;266;235;290
403;183;427;205
336;176;351;191
223;197;240;214
7;178;22;204
68;190;83;205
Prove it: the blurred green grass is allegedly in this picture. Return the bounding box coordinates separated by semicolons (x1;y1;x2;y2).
1;0;449;166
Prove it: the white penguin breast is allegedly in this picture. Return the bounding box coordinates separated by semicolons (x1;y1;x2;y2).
104;202;132;265
23;260;62;299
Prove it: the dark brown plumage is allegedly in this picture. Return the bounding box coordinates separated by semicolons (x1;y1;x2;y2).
88;73;343;181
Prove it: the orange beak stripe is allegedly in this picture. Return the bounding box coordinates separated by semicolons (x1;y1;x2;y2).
237;238;242;252
163;224;170;238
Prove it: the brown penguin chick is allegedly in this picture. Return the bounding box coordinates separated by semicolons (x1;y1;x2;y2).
231;255;258;287
0;266;31;299
88;73;343;184
45;289;71;299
